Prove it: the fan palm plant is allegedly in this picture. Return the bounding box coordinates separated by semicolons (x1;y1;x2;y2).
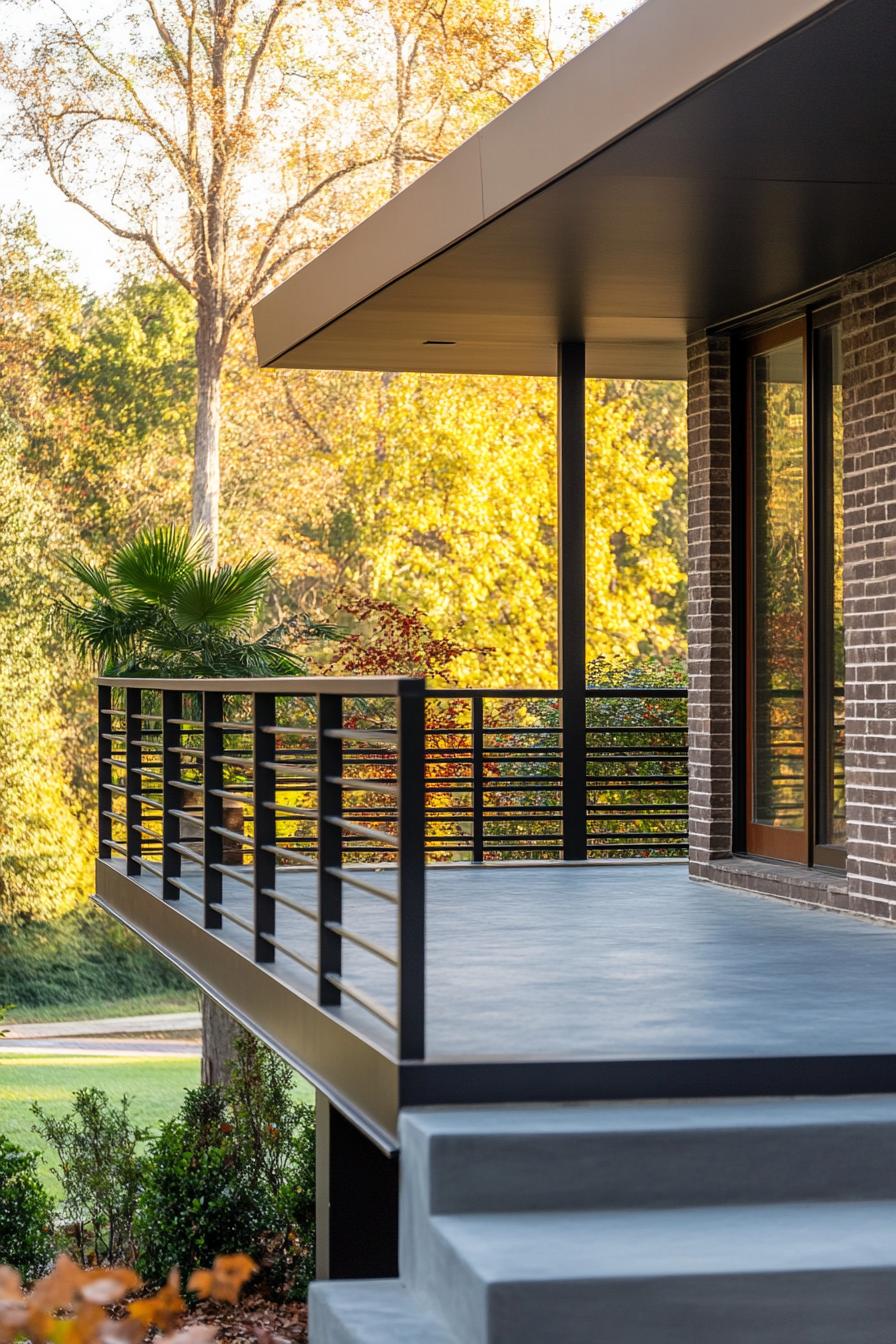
54;526;330;676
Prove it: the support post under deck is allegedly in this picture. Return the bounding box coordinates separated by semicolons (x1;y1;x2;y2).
558;340;588;860
315;1093;399;1281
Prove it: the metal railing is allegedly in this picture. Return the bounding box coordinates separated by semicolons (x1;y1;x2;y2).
97;676;426;1058
96;676;688;1056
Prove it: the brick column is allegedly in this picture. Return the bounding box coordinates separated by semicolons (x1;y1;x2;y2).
841;259;896;920
687;333;734;877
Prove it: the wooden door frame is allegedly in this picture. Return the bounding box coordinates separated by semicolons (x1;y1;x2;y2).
742;316;811;864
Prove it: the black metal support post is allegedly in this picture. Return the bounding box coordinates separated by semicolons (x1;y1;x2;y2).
558;340;588;861
125;686;142;876
471;692;485;863
314;1093;399;1281
203;691;224;929
397;685;426;1060
98;684;112;859
162;690;181;901
318;694;343;1006
253;692;276;962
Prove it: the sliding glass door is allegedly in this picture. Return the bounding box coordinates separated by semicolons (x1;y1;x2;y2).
743;311;845;869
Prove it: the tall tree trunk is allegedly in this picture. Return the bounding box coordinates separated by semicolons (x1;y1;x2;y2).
191;319;224;566
192;306;232;1076
201;997;246;1087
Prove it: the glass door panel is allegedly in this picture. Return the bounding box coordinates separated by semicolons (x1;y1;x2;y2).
815;322;846;864
746;327;808;861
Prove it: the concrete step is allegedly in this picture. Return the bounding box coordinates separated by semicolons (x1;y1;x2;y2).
309;1280;460;1344
400;1096;896;1215
422;1200;896;1344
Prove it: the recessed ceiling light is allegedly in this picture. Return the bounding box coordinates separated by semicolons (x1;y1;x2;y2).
423;339;456;346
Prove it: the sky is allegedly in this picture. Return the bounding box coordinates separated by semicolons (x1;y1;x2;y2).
0;0;636;294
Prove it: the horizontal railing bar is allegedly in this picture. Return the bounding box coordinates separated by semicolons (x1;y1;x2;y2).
324;728;397;746
326;776;398;797
168;807;203;823
211;720;254;731
133;821;162;840
324;817;398;846
259;762;316;778
133;713;163;722
262;725;316;737
100;675;425;695
102;732;127;743
130;737;162;748
208;825;252;847
207;902;254;934
102;838;128;855
210;753;254;768
167;718;203;728
210;863;254;889
168;745;204;758
169;875;204;902
325;921;397;966
264;801;317;818
100;707;126;716
425;688;558;698
259;930;315;973
327;868;398;904
134;766;164;782
210;788;254;805
130;853;164;876
105;782;127;796
323;974;397;1031
167;840;205;863
589;830;690;840
264;888;319;922
101;756;127;769
131;793;164;810
261;842;318;863
168;779;203;793
258;933;317;974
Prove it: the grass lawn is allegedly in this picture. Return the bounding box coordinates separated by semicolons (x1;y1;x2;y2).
0;1053;200;1201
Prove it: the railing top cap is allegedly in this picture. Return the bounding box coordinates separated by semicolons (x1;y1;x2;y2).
97;675;426;695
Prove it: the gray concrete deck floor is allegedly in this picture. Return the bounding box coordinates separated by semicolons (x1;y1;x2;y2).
121;862;896;1063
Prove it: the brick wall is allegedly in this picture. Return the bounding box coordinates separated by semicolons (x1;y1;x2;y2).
841;258;896;920
686;334;734;878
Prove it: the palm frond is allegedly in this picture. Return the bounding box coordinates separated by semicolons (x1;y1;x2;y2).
111;526;210;603
60;555;121;604
52;595;156;670
171;553;275;630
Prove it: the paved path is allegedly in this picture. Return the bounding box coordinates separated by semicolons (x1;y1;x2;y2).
0;1038;200;1057
4;1011;201;1039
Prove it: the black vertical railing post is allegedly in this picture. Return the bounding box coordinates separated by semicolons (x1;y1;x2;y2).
558;340;588;861
471;692;485;863
253;692;276;962
397;682;426;1060
203;690;224;929
318;694;343;1006
125;685;142;876
97;683;112;860
162;689;181;901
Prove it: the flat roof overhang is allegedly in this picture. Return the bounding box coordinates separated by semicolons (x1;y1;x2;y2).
252;0;896;380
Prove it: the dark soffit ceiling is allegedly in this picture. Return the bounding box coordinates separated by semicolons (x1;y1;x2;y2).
252;0;896;379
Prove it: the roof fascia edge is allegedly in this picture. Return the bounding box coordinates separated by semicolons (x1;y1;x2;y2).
251;0;849;370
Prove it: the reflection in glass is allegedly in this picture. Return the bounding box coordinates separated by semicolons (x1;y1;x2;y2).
751;339;805;829
817;324;845;849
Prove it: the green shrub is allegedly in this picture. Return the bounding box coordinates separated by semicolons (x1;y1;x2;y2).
0;903;191;1015
0;1135;55;1280
137;1038;315;1299
135;1085;265;1288
32;1087;144;1266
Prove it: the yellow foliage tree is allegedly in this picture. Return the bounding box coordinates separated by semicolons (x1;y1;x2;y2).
0;419;93;925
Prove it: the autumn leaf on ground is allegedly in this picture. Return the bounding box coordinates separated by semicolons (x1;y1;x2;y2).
127;1270;184;1331
187;1257;257;1306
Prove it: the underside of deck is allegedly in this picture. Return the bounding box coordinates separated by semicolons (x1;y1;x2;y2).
95;860;896;1145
